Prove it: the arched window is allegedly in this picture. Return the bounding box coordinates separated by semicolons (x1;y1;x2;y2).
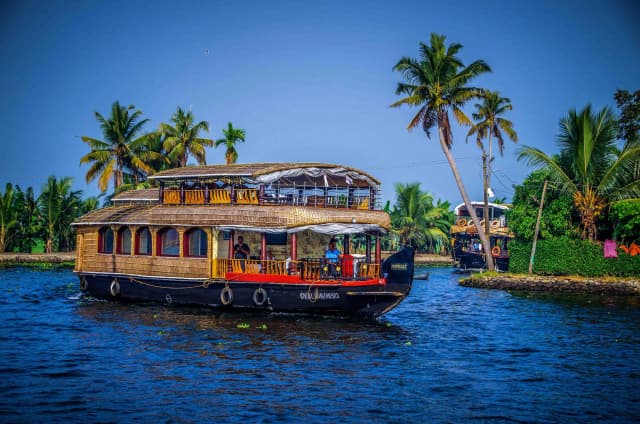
117;227;132;255
98;227;114;254
157;228;180;257
135;227;152;255
185;228;207;257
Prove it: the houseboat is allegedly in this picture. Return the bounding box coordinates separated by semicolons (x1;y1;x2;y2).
450;202;513;271
73;163;414;318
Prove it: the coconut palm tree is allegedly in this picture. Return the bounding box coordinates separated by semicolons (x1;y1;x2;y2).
0;183;18;253
467;90;518;234
13;185;41;253
39;176;82;253
215;122;246;164
391;33;495;269
517;104;640;241
81;101;161;192
160;107;213;167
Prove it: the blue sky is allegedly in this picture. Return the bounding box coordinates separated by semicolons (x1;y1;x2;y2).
1;0;638;206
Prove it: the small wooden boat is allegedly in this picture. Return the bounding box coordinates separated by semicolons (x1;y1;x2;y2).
413;272;430;280
73;163;414;318
450;202;513;272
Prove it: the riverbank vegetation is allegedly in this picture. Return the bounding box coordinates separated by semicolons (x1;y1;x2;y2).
508;89;640;276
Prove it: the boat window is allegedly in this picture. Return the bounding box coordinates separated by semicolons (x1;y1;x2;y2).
158;228;180;256
185;228;207;257
136;227;152;255
98;227;114;254
117;228;132;254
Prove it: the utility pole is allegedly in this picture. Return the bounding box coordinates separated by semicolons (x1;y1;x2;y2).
529;180;548;274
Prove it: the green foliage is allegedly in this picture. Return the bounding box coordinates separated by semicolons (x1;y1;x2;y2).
610;201;640;242
509;238;640;277
215;122;246;165
11;186;41;253
389;182;454;253
508;170;578;240
0;183;19;252
614;89;640;142
160;107;213;167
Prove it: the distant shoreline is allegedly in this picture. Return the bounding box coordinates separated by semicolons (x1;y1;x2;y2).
461;273;640;296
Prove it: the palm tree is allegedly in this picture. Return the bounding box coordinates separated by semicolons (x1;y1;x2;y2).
39;176;81;253
0;183;18;253
391;183;453;253
391;33;495;269
160;107;213;167
517;104;640;241
215;122;246;164
81;101;161;192
467;90;518;234
13;186;41;253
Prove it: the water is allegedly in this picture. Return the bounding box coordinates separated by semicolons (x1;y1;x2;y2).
1;267;639;423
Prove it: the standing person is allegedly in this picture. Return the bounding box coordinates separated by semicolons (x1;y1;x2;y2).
233;236;250;271
324;238;342;277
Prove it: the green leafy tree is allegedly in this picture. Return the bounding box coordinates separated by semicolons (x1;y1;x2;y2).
160;107;213;167
390;182;454;253
614;89;640;143
81;101;161;192
12;186;41;253
508;170;577;241
517;104;640;240
0;183;18;253
609;201;640;243
215;122;246;165
391;33;495;269
39;176;82;253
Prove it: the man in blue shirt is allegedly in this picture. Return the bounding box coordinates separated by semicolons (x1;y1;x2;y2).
324;238;341;277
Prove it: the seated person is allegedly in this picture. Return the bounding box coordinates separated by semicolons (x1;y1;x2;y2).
324;238;342;277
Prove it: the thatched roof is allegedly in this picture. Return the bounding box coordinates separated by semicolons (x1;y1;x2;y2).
112;189;159;203
148;162;381;186
73;204;390;232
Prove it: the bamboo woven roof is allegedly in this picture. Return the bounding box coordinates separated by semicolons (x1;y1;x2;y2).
73;203;390;230
112;189;159;203
148;162;381;185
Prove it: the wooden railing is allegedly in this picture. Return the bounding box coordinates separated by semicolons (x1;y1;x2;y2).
163;189;181;205
236;189;259;205
209;189;231;204
185;190;205;205
211;258;380;280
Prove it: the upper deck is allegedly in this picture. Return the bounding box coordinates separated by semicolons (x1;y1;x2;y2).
113;162;382;211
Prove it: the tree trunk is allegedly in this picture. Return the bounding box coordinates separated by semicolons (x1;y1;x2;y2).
0;228;5;253
437;126;495;271
482;152;490;236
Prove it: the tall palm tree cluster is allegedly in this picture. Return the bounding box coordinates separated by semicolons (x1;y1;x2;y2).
0;178;98;253
81;102;247;193
389;182;455;253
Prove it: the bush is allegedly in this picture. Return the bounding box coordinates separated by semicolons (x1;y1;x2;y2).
509;237;640;277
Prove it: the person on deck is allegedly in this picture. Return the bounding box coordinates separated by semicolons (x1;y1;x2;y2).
324;238;342;277
233;236;250;271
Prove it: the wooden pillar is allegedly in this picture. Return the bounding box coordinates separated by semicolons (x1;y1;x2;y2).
228;230;235;259
375;234;381;264
261;233;267;261
159;182;164;203
365;234;371;262
180;182;185;205
178;228;186;258
151;227;158;256
204;185;210;204
344;235;350;255
291;233;297;261
259;185;265;205
130;225;137;256
211;229;219;278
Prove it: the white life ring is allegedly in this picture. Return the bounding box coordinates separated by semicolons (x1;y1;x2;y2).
110;279;120;297
220;286;234;306
253;287;267;306
80;277;88;292
491;220;499;228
